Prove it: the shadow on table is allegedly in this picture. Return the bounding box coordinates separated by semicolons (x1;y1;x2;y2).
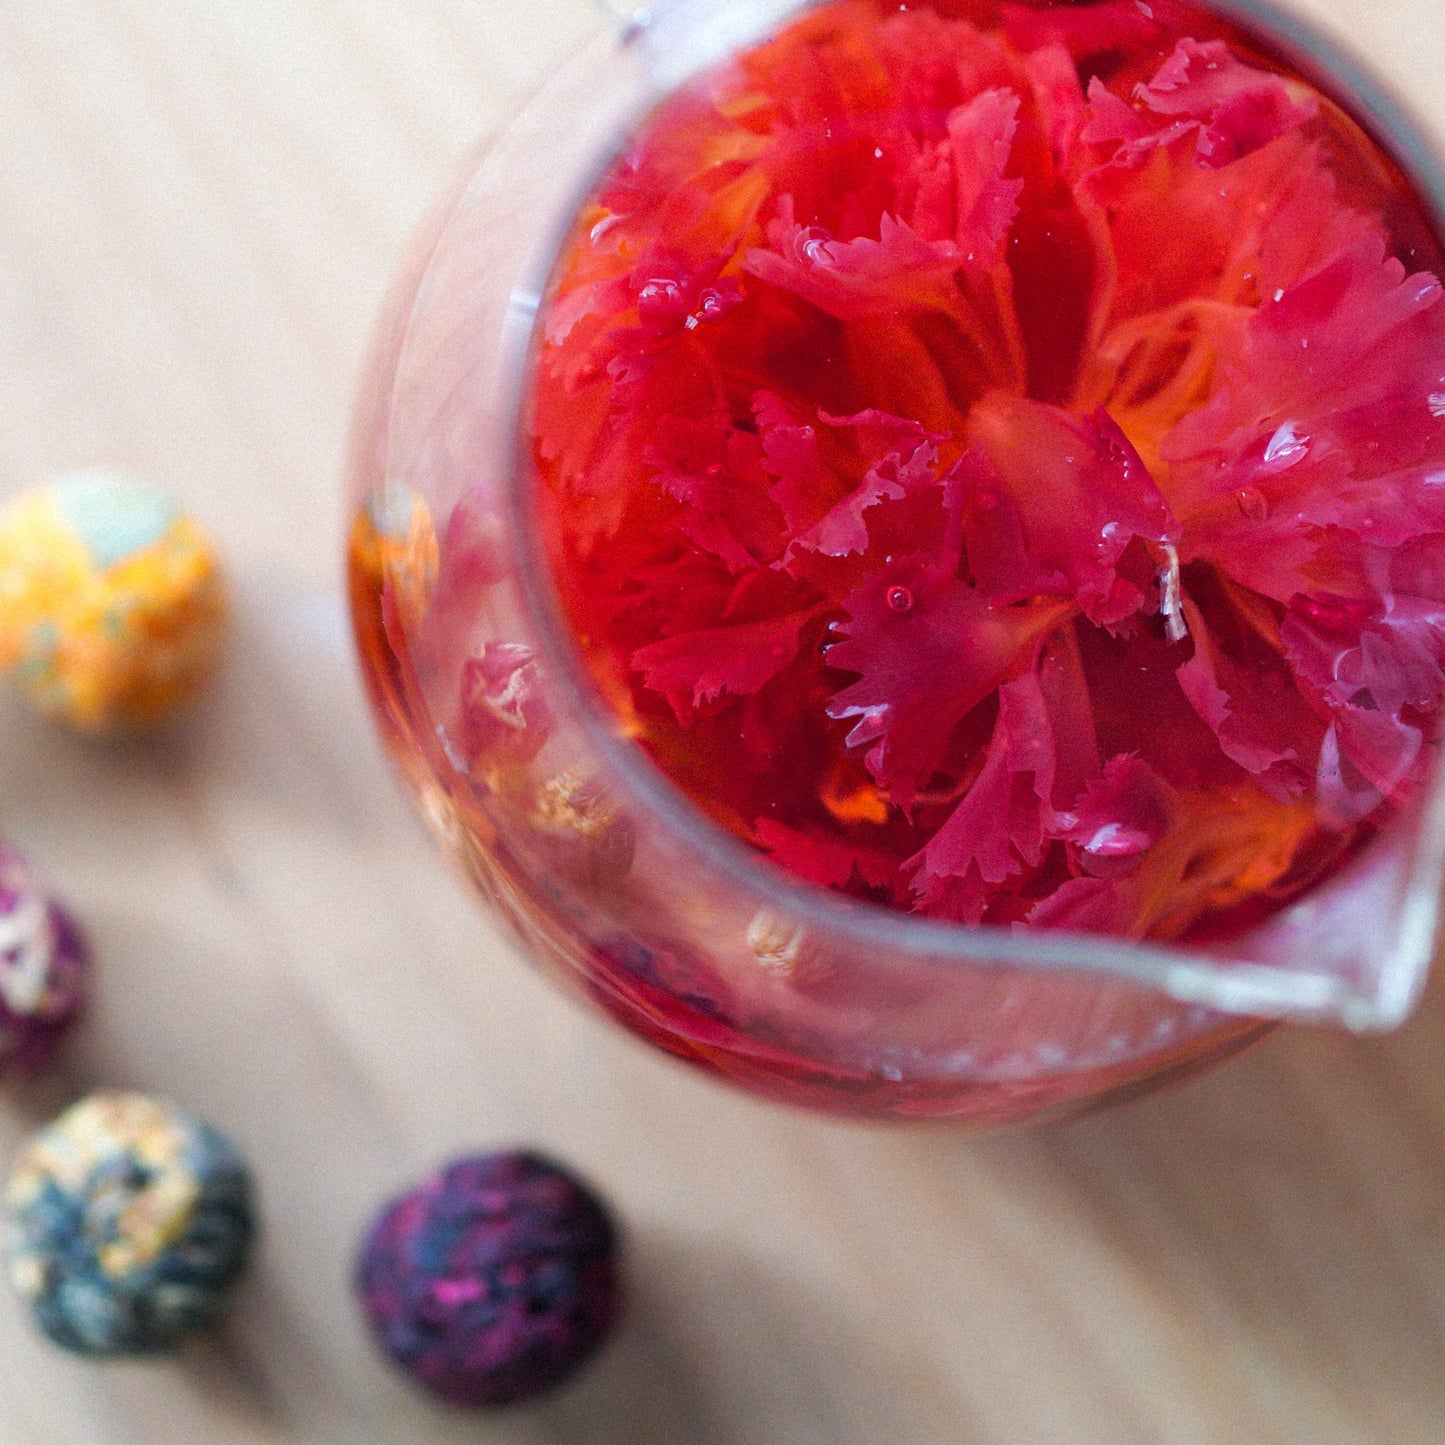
527;1229;948;1445
520;1237;716;1445
942;967;1445;1436
136;1231;925;1445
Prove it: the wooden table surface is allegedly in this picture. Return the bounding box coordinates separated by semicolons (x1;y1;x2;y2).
2;2;1445;1441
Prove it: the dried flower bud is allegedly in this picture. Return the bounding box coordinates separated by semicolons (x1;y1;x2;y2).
530;771;636;887
458;643;553;768
746;909;810;977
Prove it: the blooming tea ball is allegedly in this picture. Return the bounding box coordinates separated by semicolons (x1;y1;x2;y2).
0;843;85;1072
4;1092;256;1355
355;1152;621;1406
0;469;226;731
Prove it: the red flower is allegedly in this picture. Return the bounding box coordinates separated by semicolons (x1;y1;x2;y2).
525;0;1445;943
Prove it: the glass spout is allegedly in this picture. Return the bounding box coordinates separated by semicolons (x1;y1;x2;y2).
1178;777;1445;1032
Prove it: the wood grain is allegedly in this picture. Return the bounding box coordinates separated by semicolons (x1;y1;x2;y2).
1;2;1443;1441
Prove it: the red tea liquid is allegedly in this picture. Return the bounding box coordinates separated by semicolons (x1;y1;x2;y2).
528;0;1445;943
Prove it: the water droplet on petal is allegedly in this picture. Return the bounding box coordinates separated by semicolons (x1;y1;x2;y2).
886;586;914;614
638;278;681;307
589;214;622;244
798;229;832;265
1263;421;1308;467
1083;823;1152;858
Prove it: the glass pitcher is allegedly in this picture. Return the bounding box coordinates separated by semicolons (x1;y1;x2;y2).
346;0;1445;1124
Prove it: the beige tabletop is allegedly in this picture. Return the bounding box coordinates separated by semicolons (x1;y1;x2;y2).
1;2;1444;1442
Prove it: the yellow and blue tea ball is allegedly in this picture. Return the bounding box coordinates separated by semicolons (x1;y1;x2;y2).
0;469;226;731
4;1092;256;1356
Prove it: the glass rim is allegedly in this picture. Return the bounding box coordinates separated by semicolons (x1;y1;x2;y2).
492;0;1445;1023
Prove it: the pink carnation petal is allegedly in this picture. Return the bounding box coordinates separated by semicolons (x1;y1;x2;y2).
754;392;830;536
1085;37;1317;171
1025;875;1130;933
1167;237;1445;473
1037;625;1102;811
1280;590;1445;804
1081;75;1158;150
825;556;1073;810
647;415;786;572
1175;595;1323;798
755;397;949;561
1136;39;1317;168
743;199;963;320
1168;239;1445;604
948;88;1025;258
1060;754;1174;878
963;394;1178;622
1020;42;1089;171
791;411;943;558
907;671;1061;916
633;610;815;718
1004;0;1206;64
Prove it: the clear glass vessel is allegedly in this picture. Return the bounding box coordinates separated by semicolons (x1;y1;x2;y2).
347;0;1445;1123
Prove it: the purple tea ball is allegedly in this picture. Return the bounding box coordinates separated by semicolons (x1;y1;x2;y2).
355;1151;621;1406
0;844;85;1072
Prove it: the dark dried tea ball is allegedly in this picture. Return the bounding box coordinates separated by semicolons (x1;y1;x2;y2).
0;843;85;1072
4;1092;255;1355
355;1151;621;1406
